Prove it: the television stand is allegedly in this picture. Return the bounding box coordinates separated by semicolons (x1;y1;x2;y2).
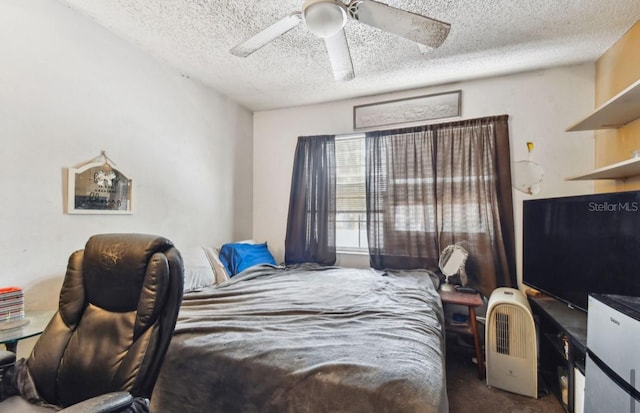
529;296;587;413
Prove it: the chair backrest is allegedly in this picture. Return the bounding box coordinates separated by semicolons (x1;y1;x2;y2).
26;234;184;408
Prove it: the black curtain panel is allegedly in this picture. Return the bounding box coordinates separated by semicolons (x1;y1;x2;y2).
284;135;337;265
365;115;516;296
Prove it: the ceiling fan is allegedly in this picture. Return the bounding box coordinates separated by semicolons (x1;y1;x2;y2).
230;0;451;81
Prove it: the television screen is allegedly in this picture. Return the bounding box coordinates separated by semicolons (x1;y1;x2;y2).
522;191;640;312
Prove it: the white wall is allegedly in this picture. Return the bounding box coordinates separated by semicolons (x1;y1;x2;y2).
0;0;253;345
253;64;596;284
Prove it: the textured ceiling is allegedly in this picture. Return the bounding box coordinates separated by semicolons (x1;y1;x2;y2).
59;0;640;111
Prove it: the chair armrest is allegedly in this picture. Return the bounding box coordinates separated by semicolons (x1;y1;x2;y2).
59;392;134;413
0;351;16;368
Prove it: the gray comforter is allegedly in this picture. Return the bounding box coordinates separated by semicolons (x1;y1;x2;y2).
150;265;447;413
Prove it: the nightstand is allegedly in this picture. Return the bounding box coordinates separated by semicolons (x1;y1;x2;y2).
439;289;485;379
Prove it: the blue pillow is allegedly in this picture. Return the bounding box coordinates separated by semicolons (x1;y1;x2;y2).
218;242;276;276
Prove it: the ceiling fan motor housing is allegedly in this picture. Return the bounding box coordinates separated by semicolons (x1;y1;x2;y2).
302;0;348;38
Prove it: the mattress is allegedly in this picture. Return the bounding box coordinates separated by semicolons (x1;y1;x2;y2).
151;265;448;413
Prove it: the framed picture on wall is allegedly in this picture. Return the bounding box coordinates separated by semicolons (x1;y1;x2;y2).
65;161;132;214
353;90;462;130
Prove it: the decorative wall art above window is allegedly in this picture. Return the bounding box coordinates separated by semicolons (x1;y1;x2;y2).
65;151;132;214
353;90;461;130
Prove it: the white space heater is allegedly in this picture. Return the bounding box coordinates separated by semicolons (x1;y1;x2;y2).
485;287;537;398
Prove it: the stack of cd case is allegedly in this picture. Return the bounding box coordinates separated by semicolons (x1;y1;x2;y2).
0;287;25;322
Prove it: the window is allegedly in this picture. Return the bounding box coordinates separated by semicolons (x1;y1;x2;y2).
335;134;367;251
288;116;514;293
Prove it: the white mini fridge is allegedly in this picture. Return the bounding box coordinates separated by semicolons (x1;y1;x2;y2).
585;294;640;413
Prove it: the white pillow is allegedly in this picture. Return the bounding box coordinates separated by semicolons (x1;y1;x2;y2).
181;247;216;292
203;246;230;284
203;240;260;284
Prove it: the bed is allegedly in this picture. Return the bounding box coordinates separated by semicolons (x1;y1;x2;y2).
150;262;448;413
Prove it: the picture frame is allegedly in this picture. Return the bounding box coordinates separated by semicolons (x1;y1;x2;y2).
353;90;461;130
65;161;132;214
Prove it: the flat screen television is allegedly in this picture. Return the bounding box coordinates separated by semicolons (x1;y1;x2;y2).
522;190;640;312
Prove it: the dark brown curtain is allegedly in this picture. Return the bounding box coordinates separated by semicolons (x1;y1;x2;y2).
365;115;516;296
284;135;336;265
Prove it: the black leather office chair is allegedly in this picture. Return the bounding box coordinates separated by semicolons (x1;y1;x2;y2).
0;234;184;412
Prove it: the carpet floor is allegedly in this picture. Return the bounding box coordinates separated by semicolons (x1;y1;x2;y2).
446;347;566;413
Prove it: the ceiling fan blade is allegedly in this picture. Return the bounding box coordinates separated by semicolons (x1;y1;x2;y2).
349;0;450;50
230;12;302;58
324;29;355;81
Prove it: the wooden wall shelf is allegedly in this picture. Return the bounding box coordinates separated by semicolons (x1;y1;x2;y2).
566;156;640;180
566;78;640;131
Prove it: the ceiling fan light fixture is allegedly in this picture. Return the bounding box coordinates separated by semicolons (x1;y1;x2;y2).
303;0;348;39
231;0;451;82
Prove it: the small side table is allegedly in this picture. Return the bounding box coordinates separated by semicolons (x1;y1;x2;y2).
439;289;485;379
0;310;56;353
